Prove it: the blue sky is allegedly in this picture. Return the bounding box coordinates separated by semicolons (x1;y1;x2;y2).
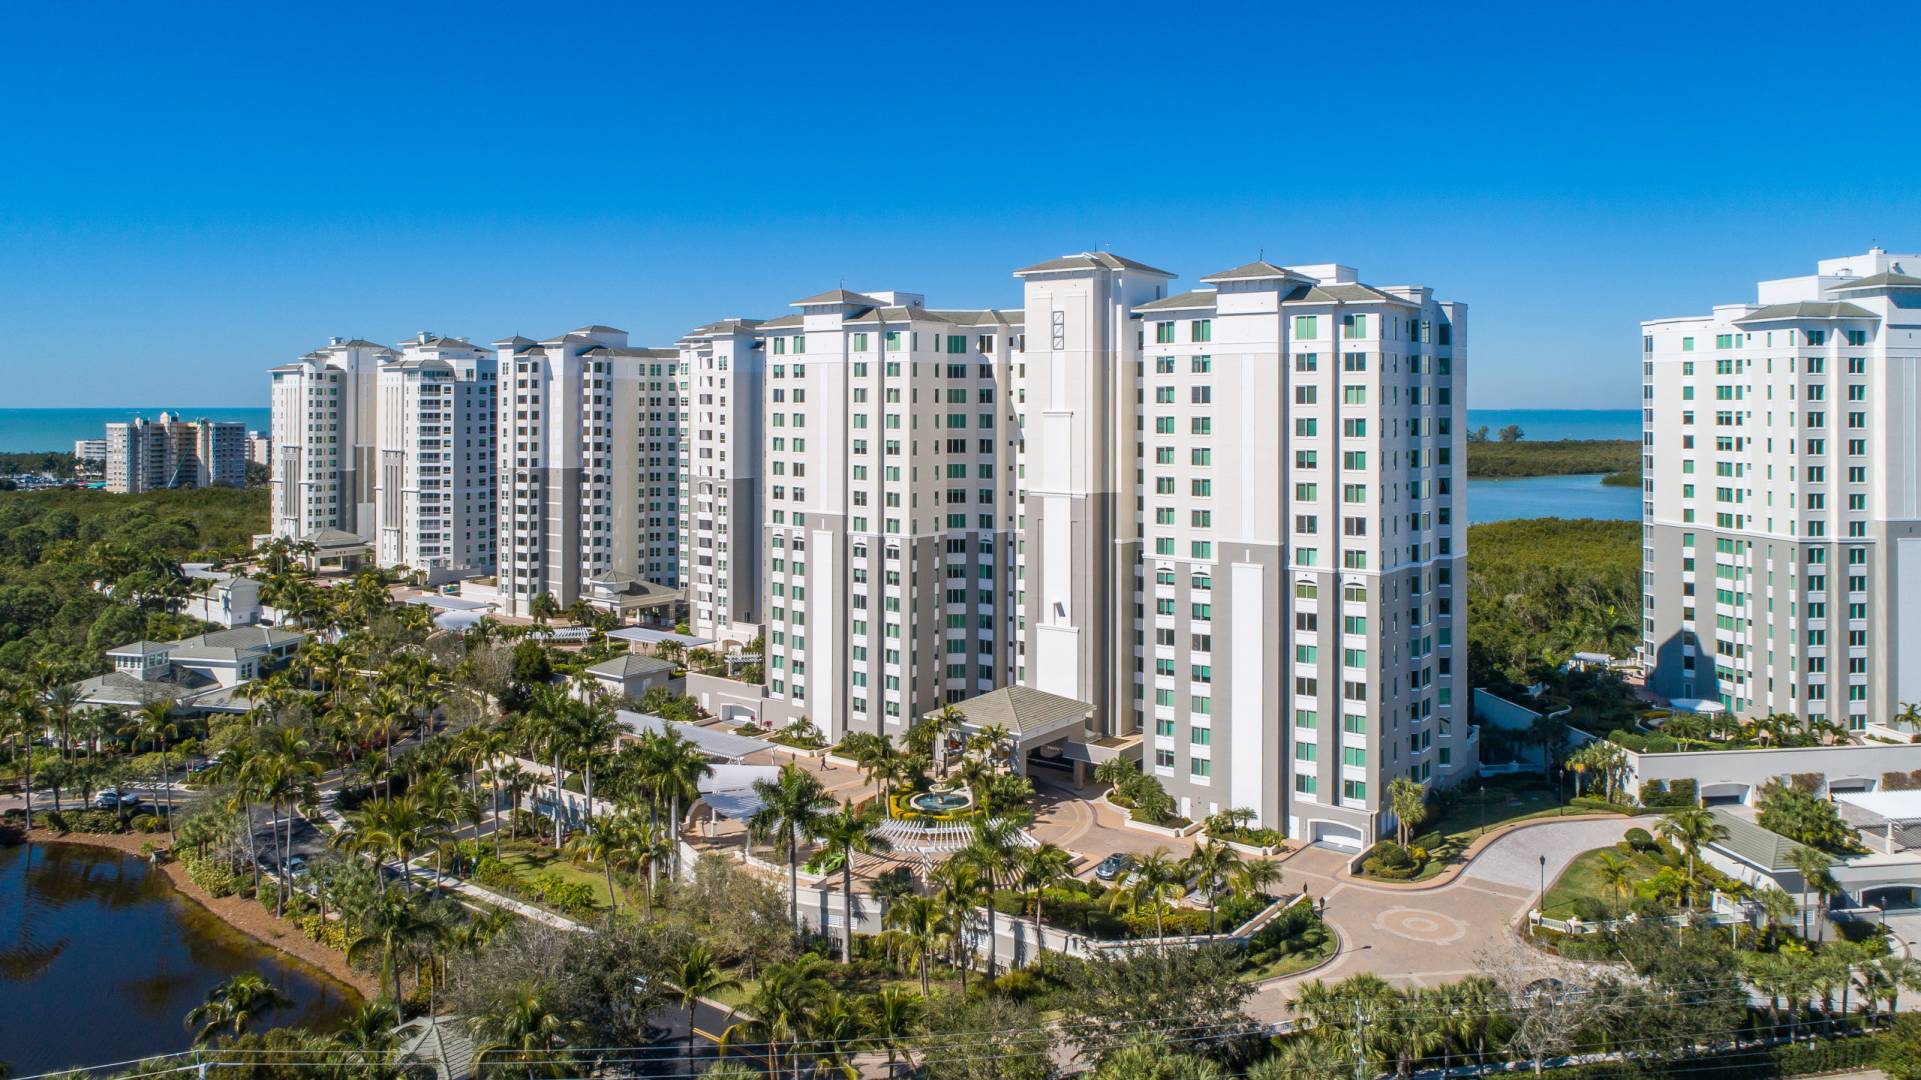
3;1;1917;409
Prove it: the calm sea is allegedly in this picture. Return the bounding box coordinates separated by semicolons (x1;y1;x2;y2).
1465;408;1639;442
0;407;273;452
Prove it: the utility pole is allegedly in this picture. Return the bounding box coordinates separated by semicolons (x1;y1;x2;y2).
1353;999;1366;1080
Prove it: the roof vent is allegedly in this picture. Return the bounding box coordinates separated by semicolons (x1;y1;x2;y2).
329;336;343;346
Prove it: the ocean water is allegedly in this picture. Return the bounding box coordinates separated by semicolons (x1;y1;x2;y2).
1465;408;1640;442
0;407;273;452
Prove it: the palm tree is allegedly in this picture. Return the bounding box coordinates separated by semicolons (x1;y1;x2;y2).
1182;840;1244;934
802;989;869;1079
958;816;1021;981
564;823;625;915
812;799;894;963
668;942;741;1064
5;690;41;830
720;953;833;1080
1109;848;1185;940
885;894;949;998
1017;842;1074;958
469;978;584;1078
330;999;404;1078
1594;851;1634;912
1787;843;1833;940
1656;806;1727;907
1386;776;1427;847
635;728;713;875
747;763;834;931
184;972;291;1045
1235;857;1284;901
348;888;443;1004
864;986;923;1077
609;812;673;915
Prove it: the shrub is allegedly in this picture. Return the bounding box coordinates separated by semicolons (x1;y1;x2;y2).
181;854;240;898
297;913;356;952
992;969;1044;1000
1215;892;1269;930
530;871;598;916
1570;795;1638;815
1361;839;1419;879
1120;907;1209;938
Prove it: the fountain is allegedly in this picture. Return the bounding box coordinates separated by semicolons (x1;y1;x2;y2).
908;788;974;814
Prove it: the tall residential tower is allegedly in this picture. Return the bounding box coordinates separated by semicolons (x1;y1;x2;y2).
269;338;387;540
1642;249;1921;730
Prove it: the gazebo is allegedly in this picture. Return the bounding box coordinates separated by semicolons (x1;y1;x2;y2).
300;527;372;574
927;686;1095;781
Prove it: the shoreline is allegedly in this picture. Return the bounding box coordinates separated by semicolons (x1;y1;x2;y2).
17;829;377;999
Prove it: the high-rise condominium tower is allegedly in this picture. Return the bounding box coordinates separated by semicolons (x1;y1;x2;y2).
753;291;1024;739
270;338;387;540
1642;248;1921;730
376;333;499;581
1016;255;1468;839
495;326;680;617
679;319;767;645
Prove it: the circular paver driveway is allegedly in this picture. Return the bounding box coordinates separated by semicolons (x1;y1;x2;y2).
1248;815;1645;1022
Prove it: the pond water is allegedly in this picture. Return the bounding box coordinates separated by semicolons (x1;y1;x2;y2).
1468;474;1642;524
0;841;358;1076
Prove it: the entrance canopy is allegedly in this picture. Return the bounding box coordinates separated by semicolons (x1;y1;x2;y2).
699;763;780;820
1837;790;1921;854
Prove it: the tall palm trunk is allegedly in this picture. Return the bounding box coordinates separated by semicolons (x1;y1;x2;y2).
841;861;856;964
786;837;800;930
243;795;262;893
160;734;174;842
551;754;565;848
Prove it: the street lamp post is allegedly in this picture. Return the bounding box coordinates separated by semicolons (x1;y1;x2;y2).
1536;853;1548;933
1479;784;1487;838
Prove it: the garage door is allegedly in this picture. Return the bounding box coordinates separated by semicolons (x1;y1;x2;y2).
1309;820;1365;851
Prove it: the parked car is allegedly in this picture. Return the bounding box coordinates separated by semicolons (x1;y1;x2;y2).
94;789;141;810
286;854;309;879
1094;852;1134;882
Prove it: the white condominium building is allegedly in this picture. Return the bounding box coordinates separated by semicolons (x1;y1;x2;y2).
105;412;248;493
376;333;499;581
495;326;680;618
679;319;767;646
74;439;107;466
270;338;387;540
1642;248;1921;730
754;290;1024;742
1016;254;1469;841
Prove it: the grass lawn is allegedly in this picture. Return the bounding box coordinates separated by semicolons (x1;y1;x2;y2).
1355;781;1606;884
494;840;638;913
1239;935;1337;982
1539;846;1663;919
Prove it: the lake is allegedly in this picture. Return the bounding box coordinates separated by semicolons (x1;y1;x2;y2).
0;841;358;1076
1468;473;1642;524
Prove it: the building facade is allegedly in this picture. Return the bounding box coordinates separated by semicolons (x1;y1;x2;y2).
74;439;107;467
376;333;498;581
678;319;767;646
103;412;248;493
495;327;680;618
269;338;387;540
1642;249;1921;731
752;291;1024;743
1015;254;1468;840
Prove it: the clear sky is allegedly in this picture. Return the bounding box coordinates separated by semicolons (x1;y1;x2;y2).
3;1;1917;410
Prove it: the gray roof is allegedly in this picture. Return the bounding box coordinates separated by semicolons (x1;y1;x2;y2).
307;526;372;549
587;653;678;680
168;626;306;664
71;669;219;709
935;686;1093;739
106;640;173;658
1707;808;1825;873
759;314;804;329
1012;252;1176;278
1297;282;1416;306
1200;260;1312;284
685;318;764;337
1827;271;1921;292
792;288;882;308
569;324;626;335
587;346;679;359
396;1017;477;1080
1734;301;1876;323
1134;289;1218;313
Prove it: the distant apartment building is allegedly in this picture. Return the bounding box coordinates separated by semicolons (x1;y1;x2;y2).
678;319;767;645
495;327;680;618
1642;248;1921;731
247;431;271;467
746;290;1024;741
376;333;498;581
269;338;387;540
103;412;247;493
73;438;107;467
